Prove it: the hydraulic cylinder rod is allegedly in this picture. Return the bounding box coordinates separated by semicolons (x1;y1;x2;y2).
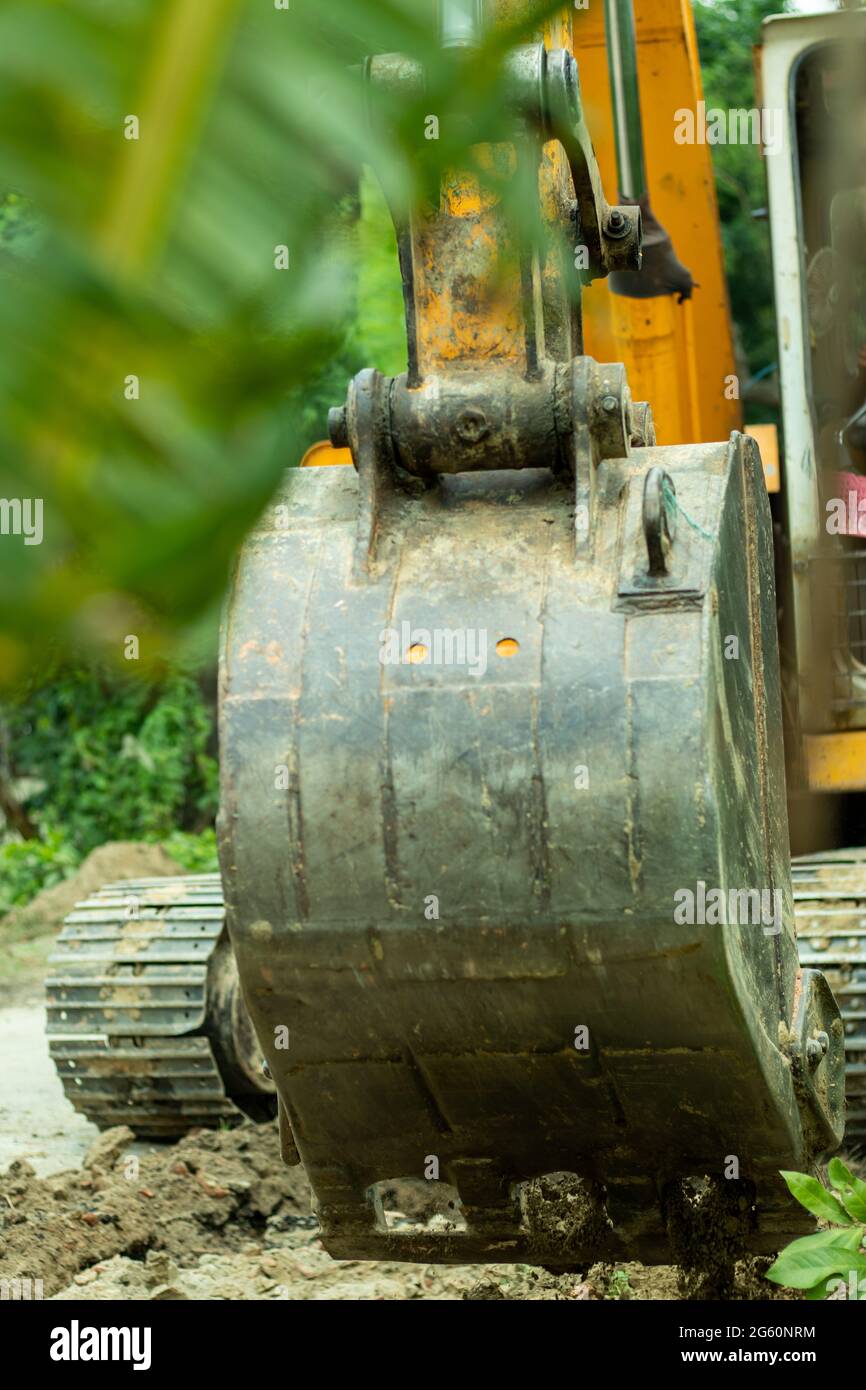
439;0;484;50
604;0;647;201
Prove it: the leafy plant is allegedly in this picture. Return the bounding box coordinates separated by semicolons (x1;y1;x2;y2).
0;828;80;916
766;1161;866;1299
2;662;218;856
161;827;219;874
607;1268;633;1300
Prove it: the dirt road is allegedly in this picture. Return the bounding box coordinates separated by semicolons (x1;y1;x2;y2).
0;1001;98;1177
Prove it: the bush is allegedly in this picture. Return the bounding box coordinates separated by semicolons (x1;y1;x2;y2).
0;661;222;915
160;828;220;874
0;829;81;916
2;662;218;857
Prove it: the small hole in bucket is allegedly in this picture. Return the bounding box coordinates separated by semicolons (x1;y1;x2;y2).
407;644;428;664
370;1178;466;1233
496;638;520;658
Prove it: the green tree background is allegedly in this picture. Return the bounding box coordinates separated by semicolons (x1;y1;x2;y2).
695;0;788;384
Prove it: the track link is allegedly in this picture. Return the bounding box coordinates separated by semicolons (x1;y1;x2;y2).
46;874;272;1138
794;850;866;1146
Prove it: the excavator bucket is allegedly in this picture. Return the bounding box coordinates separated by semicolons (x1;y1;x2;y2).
218;4;845;1267
220;416;843;1267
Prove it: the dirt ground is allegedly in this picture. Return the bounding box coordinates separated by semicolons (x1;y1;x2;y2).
2;1118;789;1302
0;984;787;1304
0;1003;97;1176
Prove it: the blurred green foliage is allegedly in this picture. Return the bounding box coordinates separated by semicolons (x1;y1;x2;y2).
161;827;219;874
354;169;405;376
0;190;40;253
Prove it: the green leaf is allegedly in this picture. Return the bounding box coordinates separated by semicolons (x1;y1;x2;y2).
827;1159;866;1223
765;1227;866;1290
780;1170;856;1226
827;1157;857;1190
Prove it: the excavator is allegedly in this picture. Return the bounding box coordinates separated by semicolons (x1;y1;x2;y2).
45;0;857;1271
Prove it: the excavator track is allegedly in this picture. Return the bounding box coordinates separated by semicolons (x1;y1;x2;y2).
46;874;274;1139
794;850;866;1146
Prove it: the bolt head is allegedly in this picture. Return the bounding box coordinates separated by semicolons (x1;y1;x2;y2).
606;208;630;239
455;407;489;445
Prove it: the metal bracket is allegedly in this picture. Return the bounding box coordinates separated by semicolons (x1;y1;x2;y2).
366;43;642;287
643;467;677;577
788;967;846;1157
508;45;642;281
